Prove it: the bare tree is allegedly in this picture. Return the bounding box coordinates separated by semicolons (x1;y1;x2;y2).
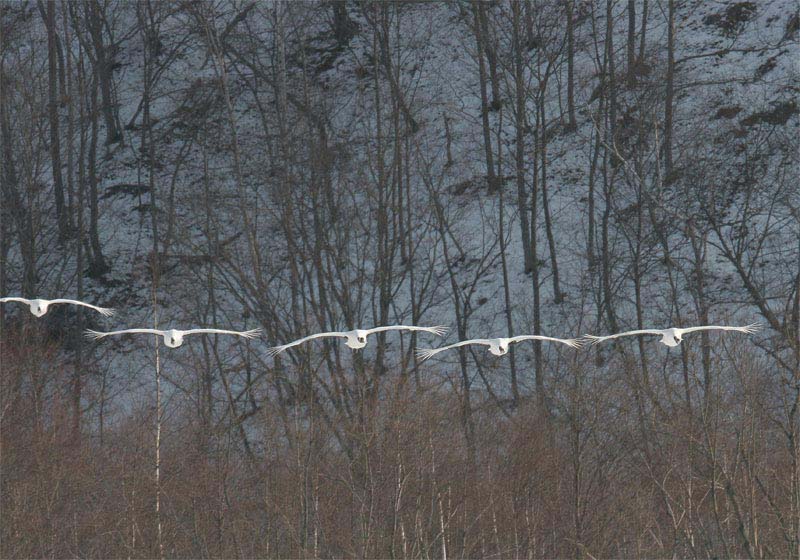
664;0;675;174
511;0;532;275
566;0;577;129
473;1;498;192
82;0;121;145
626;0;636;86
39;0;69;240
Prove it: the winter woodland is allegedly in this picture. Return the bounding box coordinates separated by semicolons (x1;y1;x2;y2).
1;0;798;558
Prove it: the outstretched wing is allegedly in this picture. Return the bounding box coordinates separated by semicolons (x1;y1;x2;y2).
85;328;163;340
678;323;761;336
583;329;664;345
0;297;30;304
267;331;349;356
364;325;448;337
49;299;115;316
184;328;262;339
508;335;583;349
415;339;494;362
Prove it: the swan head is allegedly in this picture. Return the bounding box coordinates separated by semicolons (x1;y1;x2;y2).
662;329;682;347
164;330;184;348
30;299;48;317
346;330;368;349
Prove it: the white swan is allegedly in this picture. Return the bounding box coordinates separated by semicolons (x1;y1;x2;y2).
416;335;582;361
268;325;448;356
583;323;761;347
0;297;114;317
86;328;261;348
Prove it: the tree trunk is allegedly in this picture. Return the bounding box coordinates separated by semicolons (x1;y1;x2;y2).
566;0;577;129
539;95;562;304
444;112;454;168
63;0;83;438
627;0;636;86
373;4;418;134
530;128;544;406
664;0;675;175
372;8;392;386
85;0;121;145
476;2;501;111
41;0;68;240
601;0;619;334
587;123;601;272
87;68;109;276
473;1;497;192
0;197;7;331
638;0;649;64
512;1;532;273
331;0;356;46
496;109;519;405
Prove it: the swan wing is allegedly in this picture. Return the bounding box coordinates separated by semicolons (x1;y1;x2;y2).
0;297;30;304
678;323;762;336
415;339;494;361
184;328;262;339
85;328;163;340
267;331;348;356
49;299;115;316
508;335;584;348
583;329;664;345
364;325;448;337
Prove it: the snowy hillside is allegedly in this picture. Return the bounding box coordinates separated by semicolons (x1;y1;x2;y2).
2;0;797;397
0;0;794;403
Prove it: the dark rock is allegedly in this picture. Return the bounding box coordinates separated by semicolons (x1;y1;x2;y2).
100;183;151;200
712;105;742;119
784;11;799;41
755;56;777;79
740;99;798;126
703;2;757;36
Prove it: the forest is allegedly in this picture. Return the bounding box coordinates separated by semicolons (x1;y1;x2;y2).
1;0;798;558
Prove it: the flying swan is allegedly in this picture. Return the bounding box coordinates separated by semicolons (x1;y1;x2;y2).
0;297;114;317
86;328;262;348
583;323;761;347
416;335;583;361
268;325;448;356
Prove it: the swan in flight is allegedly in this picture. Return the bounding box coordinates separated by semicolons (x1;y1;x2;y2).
86;327;261;348
0;297;114;317
268;325;448;356
583;323;761;347
416;335;583;361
